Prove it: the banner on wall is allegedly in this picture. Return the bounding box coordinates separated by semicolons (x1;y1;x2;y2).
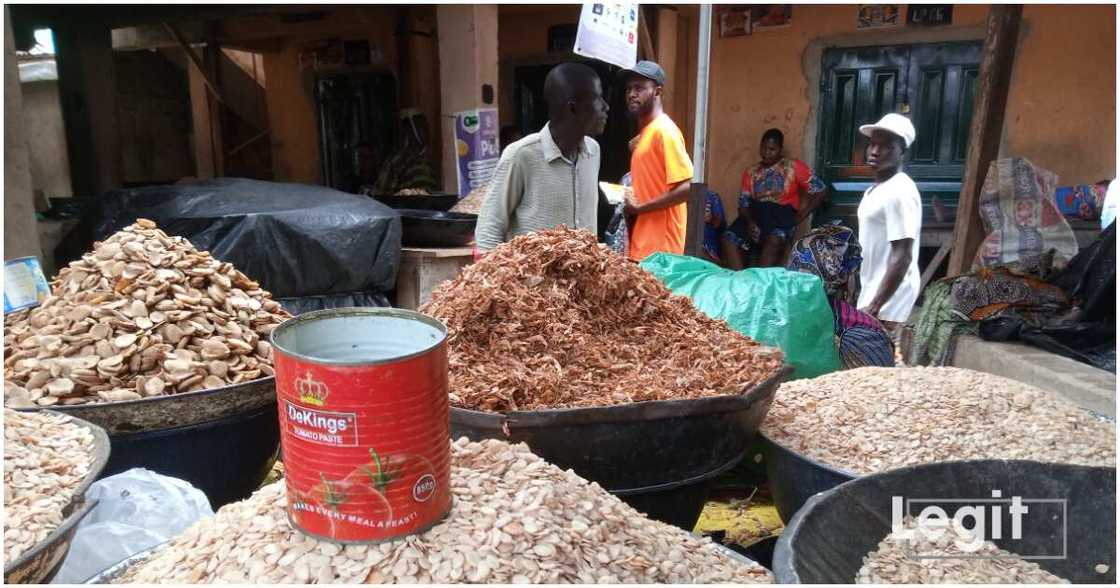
574;2;639;69
453;108;500;197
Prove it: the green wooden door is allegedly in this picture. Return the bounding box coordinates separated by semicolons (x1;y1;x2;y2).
816;42;981;228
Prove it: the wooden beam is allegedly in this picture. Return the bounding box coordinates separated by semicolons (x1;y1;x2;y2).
187;42;224;178
920;242;953;292
683;183;707;259
946;5;1023;276
165;22;226;105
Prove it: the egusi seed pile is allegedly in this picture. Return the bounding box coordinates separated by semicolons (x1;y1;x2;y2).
115;438;771;584
857;517;1068;584
762;367;1115;475
4;220;291;407
4;409;96;562
421;228;784;411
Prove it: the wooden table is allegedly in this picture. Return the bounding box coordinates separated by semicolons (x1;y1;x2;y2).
394;246;475;310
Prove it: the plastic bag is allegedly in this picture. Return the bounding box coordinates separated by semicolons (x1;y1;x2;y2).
640;253;840;379
52;469;214;584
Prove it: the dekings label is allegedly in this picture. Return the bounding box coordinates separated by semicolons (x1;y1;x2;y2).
284;400;358;446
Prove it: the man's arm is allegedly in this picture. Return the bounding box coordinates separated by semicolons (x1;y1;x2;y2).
861;238;913;318
625;179;691;216
475;153;525;251
793;190;826;225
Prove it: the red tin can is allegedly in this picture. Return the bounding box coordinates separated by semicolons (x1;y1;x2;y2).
270;307;451;543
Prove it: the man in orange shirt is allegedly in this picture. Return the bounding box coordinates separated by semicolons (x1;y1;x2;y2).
622;61;695;261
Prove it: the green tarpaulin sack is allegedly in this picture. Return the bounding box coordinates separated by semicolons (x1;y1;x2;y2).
640;253;840;379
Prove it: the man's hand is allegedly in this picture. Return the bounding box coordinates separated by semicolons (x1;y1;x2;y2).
859;302;883;320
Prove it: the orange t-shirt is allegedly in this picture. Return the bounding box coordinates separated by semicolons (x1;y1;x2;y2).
629;113;695;261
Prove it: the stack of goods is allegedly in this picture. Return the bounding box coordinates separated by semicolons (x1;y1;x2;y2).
857;517;1070;584
762;367;1115;475
420;228;784;411
4;409;96;562
3;220;291;408
112;439;771;584
449;183;489;215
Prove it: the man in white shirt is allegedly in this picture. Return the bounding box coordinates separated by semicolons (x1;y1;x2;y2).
856;113;922;328
475;63;609;251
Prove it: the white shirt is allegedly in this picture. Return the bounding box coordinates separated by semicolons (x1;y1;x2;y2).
475;123;600;250
857;172;922;322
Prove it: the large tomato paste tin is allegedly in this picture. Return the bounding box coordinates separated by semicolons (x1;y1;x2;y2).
270;307;451;543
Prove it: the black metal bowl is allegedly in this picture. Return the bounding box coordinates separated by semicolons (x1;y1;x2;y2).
759;434;857;523
370;193;459;211
773;460;1117;584
4;413;111;584
18;378;280;509
397;209;478;248
451;367;791;492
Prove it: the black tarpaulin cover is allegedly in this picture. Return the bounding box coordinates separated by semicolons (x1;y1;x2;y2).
60;178;401;299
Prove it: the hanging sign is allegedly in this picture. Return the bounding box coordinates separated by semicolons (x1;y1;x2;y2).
453;108;500;197
907;5;953;27
573;2;639;70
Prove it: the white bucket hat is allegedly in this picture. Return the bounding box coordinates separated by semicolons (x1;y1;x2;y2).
859;113;916;149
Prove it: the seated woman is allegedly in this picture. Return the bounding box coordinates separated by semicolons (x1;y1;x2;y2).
787;224;896;369
724;129;828;269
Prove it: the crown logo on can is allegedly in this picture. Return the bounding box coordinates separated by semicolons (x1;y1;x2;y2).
296;371;329;406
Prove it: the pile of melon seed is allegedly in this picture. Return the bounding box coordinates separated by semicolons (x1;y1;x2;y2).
115;438;771;584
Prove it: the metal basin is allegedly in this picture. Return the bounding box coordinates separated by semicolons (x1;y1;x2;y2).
4;413;111;584
451;367;789;492
451;367;790;529
19;378;280;509
397;209;478;248
773;460;1117;584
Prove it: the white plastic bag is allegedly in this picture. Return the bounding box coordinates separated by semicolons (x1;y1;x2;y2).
52;468;214;584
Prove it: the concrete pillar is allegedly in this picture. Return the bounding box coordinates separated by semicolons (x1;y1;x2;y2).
436;4;498;195
54;24;122;196
4;6;43;262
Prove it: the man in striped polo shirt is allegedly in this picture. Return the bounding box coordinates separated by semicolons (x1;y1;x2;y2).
475;63;609;252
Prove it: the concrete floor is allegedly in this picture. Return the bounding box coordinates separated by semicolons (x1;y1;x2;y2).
951;335;1116;418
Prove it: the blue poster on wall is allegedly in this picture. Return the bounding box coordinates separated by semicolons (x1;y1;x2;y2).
453;108;500;197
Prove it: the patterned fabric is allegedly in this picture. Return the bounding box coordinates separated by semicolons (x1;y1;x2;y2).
973;157;1078;276
786;224;862;299
832;299;882;333
908;276;979;366
739;158;826;210
949;267;1069;321
702;191;726;262
838;326;896;369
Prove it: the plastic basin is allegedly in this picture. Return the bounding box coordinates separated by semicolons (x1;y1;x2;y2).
772;460;1116;584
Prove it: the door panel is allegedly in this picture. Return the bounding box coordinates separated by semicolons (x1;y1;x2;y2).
817;42;981;226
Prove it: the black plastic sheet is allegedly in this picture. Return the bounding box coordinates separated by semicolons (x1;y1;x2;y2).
57;178;401;299
276;291;390;316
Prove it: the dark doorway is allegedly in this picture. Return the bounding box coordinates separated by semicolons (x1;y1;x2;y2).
315;72;398;193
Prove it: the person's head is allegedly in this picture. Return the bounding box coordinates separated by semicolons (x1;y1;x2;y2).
760;128;784;166
544;62;609;137
859;113;916;177
623;61;666;118
500;126;523;151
